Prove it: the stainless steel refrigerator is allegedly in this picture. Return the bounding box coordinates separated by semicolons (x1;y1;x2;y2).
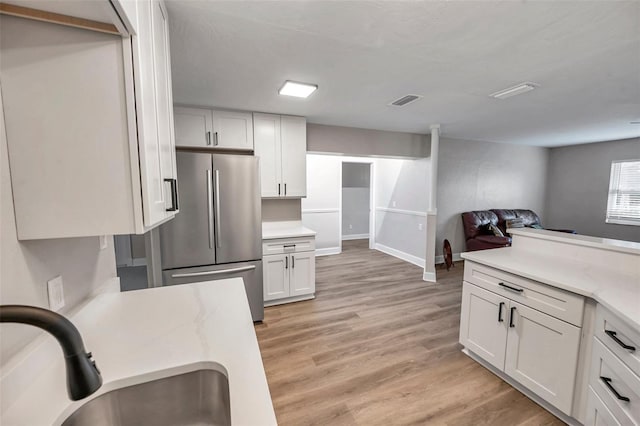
159;152;263;321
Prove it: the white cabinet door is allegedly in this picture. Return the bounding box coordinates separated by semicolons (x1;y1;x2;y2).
280;115;307;197
212;110;253;150
460;282;509;371
290;252;315;296
264;254;289;301
505;300;581;415
254;113;282;197
174;107;213;148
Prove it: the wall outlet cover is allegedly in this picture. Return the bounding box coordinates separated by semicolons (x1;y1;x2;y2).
392;201;396;207
418;224;423;231
47;275;65;311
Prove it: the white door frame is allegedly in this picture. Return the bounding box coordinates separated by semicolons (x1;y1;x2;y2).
339;159;376;252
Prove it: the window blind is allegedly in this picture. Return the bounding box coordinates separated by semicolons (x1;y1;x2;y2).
606;159;640;226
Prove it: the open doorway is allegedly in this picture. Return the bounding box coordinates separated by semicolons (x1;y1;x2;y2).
114;234;149;291
341;162;374;249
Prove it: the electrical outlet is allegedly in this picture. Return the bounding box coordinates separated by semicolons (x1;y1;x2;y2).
349;224;353;230
47;276;65;311
99;235;108;250
418;223;423;231
392;201;396;207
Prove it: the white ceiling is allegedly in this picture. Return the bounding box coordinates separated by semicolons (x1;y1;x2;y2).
166;1;640;147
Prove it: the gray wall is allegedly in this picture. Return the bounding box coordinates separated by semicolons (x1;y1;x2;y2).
342;163;370;237
436;137;549;257
1;94;117;366
308;123;429;158
545;137;640;242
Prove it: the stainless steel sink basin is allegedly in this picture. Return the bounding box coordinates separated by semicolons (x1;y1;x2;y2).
62;369;231;426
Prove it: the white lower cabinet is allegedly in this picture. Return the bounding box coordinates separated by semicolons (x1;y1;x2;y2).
586;389;623;426
263;237;315;305
460;277;583;416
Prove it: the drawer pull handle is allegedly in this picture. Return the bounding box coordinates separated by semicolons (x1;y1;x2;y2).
509;306;516;328
498;302;505;323
499;282;524;293
600;376;630;402
605;330;636;352
283;244;296;248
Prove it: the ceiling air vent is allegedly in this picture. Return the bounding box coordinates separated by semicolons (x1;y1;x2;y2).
389;94;423;107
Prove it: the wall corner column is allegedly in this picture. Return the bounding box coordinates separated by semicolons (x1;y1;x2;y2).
424;124;440;283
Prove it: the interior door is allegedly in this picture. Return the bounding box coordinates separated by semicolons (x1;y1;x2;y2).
253;113;281;197
212;110;254;150
290;252;315;296
280;115;306;197
212;154;261;264
159;152;215;269
504;300;581;415
459;282;509;371
174;106;213;148
264;254;289;301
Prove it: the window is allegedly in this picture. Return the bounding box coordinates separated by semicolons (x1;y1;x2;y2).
606;160;640;226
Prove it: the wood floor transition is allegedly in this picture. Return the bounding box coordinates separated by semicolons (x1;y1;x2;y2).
255;239;565;426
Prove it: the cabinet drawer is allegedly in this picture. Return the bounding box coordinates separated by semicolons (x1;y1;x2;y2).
595;305;640;377
464;261;584;326
586;387;623;426
262;237;315;255
590;338;640;426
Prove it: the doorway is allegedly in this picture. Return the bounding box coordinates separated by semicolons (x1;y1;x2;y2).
341;162;374;250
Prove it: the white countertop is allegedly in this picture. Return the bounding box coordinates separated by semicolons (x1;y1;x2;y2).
509;228;640;255
461;248;640;329
1;279;277;426
262;220;316;240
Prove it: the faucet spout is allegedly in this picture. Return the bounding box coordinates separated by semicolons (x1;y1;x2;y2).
0;305;102;400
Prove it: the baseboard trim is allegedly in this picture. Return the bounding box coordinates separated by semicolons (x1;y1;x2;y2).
316;247;341;257
434;253;463;265
422;271;437;282
462;348;580;426
374;243;425;268
342;234;369;241
264;294;315;307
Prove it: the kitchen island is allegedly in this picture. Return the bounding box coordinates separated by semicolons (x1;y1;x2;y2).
460;228;639;425
0;278;276;426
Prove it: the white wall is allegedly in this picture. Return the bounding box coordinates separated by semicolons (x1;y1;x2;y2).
374;157;430;265
0;92;117;366
302;154;343;254
436;137;549;258
342;163;370;238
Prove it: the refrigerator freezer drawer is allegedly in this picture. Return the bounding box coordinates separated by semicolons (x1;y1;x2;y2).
163;261;264;322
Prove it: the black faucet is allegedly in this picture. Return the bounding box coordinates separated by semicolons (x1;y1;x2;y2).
0;305;102;400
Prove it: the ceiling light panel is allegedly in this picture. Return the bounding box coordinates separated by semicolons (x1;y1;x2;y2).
490;82;539;100
279;81;318;98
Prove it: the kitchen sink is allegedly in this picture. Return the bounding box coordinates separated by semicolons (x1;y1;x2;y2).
61;369;231;426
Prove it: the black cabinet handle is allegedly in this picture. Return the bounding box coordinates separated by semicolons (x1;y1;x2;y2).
284;183;287;196
605;330;636;352
165;178;179;212
285;256;288;269
278;183;281;195
498;302;505;323
499;282;524;293
292;256;295;269
206;131;212;145
509;306;516;328
600;376;630;402
283;244;296;248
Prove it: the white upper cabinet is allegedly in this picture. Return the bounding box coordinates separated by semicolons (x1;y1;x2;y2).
254;113;307;198
0;0;178;239
174;107;253;150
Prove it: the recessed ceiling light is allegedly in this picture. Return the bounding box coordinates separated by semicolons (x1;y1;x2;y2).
490;82;539;100
278;81;318;98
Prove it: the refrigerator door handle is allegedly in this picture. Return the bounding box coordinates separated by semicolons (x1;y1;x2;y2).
214;169;222;248
171;265;256;278
207;170;214;249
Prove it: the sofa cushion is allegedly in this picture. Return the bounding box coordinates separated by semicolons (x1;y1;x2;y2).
462;211;499;239
466;235;512;251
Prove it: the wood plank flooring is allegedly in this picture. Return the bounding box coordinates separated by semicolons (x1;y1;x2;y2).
255;240;565;426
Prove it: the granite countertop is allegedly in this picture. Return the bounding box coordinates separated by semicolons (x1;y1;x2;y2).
0;278;277;426
262;220;317;240
461;248;640;329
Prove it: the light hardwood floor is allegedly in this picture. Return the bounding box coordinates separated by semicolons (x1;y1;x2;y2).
255;240;565;426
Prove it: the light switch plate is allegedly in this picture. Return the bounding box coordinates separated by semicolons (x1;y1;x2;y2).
47;275;65;311
99;235;108;250
418;223;423;231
